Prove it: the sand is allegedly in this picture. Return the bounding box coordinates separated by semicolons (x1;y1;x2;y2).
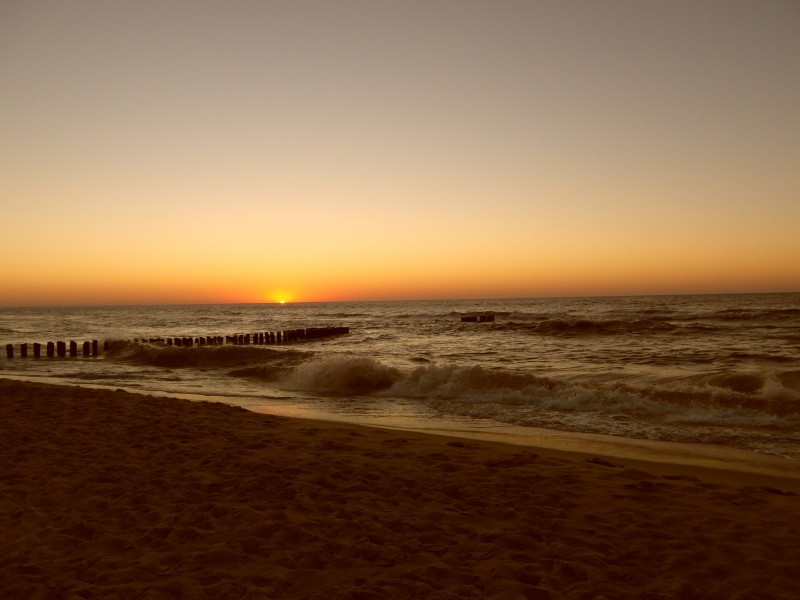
1;379;799;599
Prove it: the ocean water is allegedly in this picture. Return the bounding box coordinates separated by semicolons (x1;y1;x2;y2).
1;294;799;462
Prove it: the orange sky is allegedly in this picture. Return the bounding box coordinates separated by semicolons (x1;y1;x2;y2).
2;1;799;305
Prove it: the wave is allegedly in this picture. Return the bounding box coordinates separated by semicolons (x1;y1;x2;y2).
283;356;401;395
722;352;797;364
460;304;800;338
227;365;290;382
104;341;310;370
276;356;800;441
496;318;681;337
707;308;800;321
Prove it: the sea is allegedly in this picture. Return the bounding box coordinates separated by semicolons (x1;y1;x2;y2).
1;293;799;466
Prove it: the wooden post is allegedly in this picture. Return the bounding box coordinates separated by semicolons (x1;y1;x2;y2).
5;344;12;359
83;341;91;356
47;342;55;357
92;340;98;355
20;343;27;358
69;341;78;357
34;343;41;358
57;341;66;357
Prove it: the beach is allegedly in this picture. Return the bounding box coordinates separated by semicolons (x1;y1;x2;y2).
2;379;799;599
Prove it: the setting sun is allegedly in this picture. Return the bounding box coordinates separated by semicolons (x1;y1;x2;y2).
267;289;296;304
0;1;797;308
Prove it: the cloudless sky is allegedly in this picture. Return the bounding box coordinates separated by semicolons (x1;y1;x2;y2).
2;0;799;305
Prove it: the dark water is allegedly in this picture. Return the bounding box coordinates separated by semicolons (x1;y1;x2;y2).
1;294;798;460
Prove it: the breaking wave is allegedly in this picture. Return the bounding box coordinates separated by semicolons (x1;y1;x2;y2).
276;356;800;454
283;356;401;395
104;340;310;369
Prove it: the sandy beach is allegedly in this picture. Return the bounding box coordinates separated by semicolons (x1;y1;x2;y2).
2;378;799;599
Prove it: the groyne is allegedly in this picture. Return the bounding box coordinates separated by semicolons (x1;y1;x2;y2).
461;312;495;322
2;326;349;359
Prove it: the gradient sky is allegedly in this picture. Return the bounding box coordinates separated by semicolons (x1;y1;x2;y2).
2;1;799;305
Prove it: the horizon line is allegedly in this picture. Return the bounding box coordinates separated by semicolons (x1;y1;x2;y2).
1;289;798;310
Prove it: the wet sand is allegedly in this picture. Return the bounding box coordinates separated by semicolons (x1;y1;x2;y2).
2;378;799;599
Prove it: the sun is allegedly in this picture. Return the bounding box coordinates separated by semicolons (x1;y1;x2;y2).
268;290;295;304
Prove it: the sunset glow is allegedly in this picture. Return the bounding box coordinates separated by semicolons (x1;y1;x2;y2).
1;1;798;306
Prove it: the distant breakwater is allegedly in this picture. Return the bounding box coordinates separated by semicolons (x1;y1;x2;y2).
2;326;350;360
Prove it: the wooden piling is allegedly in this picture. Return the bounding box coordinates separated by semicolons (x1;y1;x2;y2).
2;326;348;361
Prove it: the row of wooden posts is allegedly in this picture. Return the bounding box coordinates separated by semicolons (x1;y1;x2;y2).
4;340;101;359
461;313;495;322
141;326;350;348
3;326;350;359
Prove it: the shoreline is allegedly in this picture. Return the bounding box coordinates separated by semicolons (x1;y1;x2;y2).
2;378;800;598
250;405;800;489
3;374;799;489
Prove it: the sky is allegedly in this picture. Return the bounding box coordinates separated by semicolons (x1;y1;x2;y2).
2;0;799;305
